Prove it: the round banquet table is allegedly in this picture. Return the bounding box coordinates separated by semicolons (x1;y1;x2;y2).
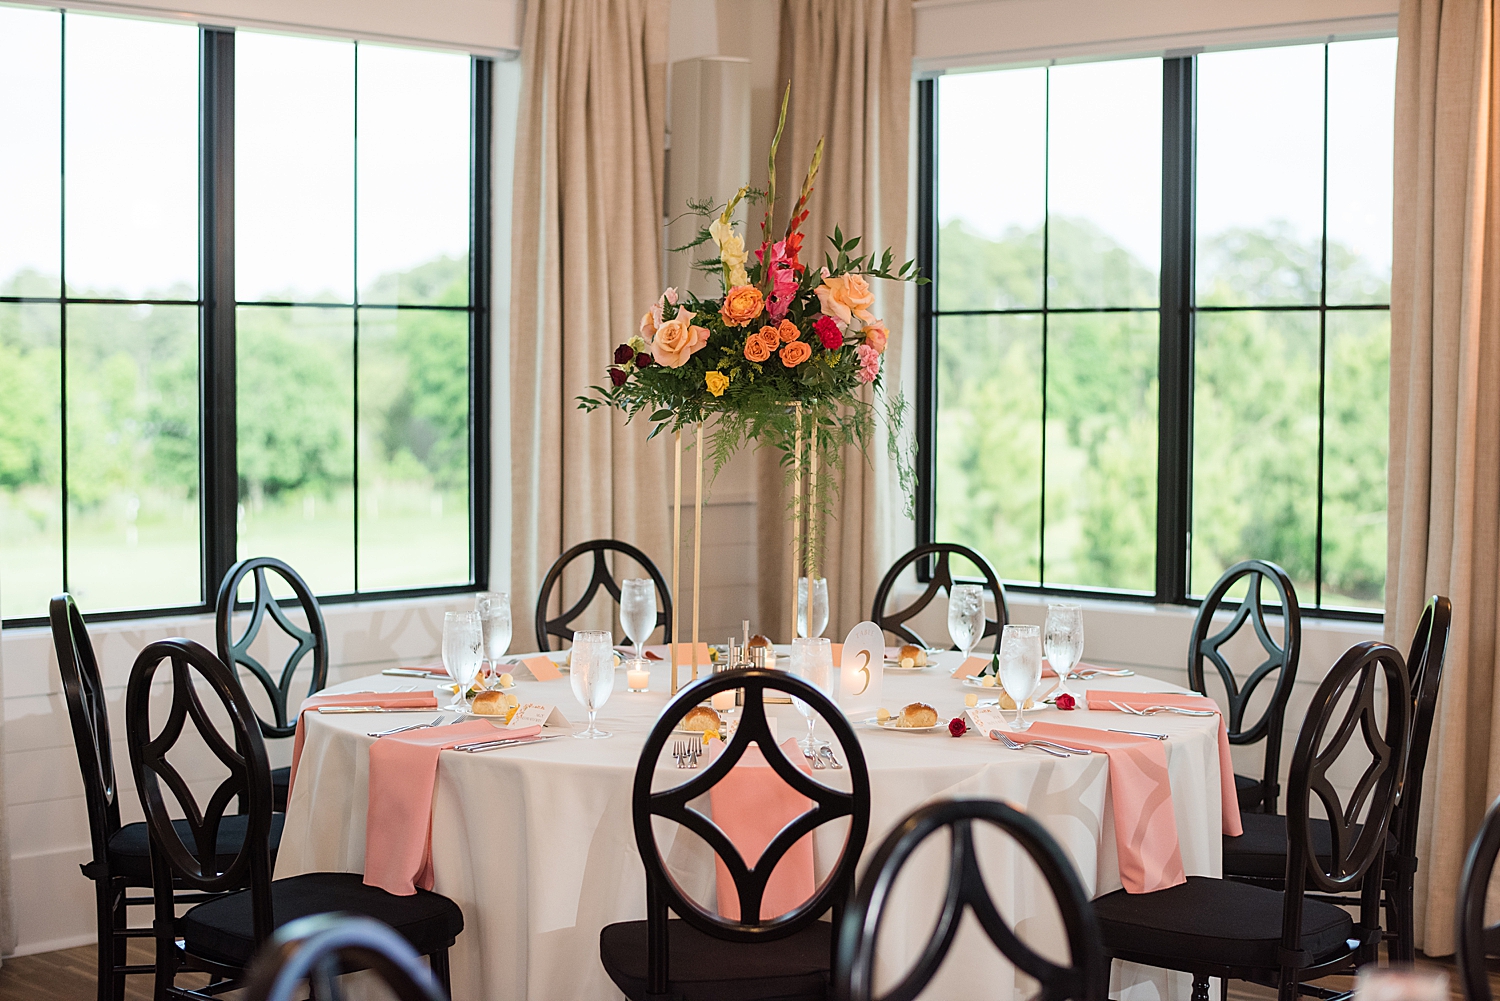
276;651;1227;1001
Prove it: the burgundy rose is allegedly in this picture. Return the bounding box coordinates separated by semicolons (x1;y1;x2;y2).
814;315;843;350
948;716;967;737
635;352;654;368
1055;692;1076;711
614;343;634;365
608;366;629;387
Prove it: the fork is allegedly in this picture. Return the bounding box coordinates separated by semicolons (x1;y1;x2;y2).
369;713;453;737
991;732;1071;757
1110;701;1217;717
672;741;685;768
1070;667;1135;679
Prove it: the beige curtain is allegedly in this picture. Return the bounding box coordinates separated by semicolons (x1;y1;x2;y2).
0;591;10;961
508;0;673;631
1390;0;1500;956
755;0;914;641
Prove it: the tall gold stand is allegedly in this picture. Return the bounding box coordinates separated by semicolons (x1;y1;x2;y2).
669;424;707;695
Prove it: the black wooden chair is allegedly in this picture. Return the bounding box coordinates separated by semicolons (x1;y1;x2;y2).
124;637;462;998
1094;640;1411;1001
835;798;1108;1001
50;594;285;1001
870;542;1009;653
1458;794;1500;1001
215;557;330;811
243;914;449;1001
1222;595;1451;963
599;668;871;1000
1189;560;1302;815
534;539;672;651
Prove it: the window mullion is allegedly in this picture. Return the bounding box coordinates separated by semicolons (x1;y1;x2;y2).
200;25;236;607
1155;54;1195;604
914;77;938;565
471;57;493;588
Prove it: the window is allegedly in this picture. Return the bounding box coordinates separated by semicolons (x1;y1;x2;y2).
0;6;491;624
919;38;1395;615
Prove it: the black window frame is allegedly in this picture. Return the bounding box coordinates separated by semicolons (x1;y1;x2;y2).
0;15;492;629
915;46;1389;623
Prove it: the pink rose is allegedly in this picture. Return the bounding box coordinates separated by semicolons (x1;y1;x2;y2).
816;271;876;328
863;319;889;354
855;343;880;383
650;307;710;368
640;287;680;338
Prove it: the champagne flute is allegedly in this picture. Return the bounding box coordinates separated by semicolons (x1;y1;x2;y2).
947;584;985;664
797;577;829;638
570;630;615;739
475;591;512;684
999;624;1043;731
619;579;656;668
442;611;484;711
790;637;833;752
1044;602;1084;699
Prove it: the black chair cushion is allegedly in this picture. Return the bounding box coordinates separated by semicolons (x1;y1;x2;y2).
180;872;463;968
600;918;831;1001
1094;875;1354;971
1236;773;1264;810
106;812;286;883
1223;812;1396;881
271;765;290;812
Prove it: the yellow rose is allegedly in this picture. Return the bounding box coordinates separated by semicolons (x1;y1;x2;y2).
815;272;876;328
705;370;730;396
720;285;765;327
650;307;710;368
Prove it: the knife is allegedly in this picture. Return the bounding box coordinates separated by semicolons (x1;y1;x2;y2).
316;706;435;714
454;733;564;753
1109;728;1169;740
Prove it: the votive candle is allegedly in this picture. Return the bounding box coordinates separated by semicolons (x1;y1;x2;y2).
710;690;736;711
627;668;650;692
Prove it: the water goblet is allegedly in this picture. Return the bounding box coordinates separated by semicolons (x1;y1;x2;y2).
570;630;616;739
999;624;1043;731
442;611;483;711
475;591;512;683
619;579;656;669
1044;602;1084;698
797;577;829;639
947;584;986;663
790;637;833;752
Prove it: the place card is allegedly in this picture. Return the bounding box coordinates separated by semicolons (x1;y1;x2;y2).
965;707;1009;738
950;656;989;680
670;641;714;665
521;655;562;682
505;702;570;729
837;621;885;717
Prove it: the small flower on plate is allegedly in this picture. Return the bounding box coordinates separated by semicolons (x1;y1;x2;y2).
1055;693;1076;711
948;716;967;737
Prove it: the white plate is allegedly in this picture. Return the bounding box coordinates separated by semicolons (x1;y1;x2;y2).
863;717;946;732
884;661;933;672
962;676;1002;689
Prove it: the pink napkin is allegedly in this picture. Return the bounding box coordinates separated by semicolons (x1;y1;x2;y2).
364;720;541;895
705;738;817;921
1003;721;1187;893
1085;690;1242;837
287;692;439;798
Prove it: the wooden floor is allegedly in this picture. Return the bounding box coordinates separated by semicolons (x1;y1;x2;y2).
0;940;1483;1001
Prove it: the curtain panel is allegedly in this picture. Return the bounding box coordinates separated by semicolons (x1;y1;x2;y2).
508;0;673;629
1390;0;1500;956
755;0;915;641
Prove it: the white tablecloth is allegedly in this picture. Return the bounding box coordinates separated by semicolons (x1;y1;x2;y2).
276;653;1226;1001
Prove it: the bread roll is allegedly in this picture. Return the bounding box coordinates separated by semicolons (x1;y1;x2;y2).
996;691;1035;711
473;690;519;720
898;644;927;667
680;706;722;732
896;703;938;728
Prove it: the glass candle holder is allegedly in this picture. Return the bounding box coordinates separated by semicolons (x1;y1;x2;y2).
626;667;650;692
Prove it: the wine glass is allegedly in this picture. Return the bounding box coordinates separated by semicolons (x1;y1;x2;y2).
619;579;656;668
1044;602;1084;699
947;584;985;663
790;637;833;752
442;611;484;711
797;577;829;638
475;592;512;684
999;624;1043;731
569;630;615;739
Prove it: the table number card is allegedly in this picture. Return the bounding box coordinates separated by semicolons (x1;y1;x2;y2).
505;702;570;729
838;621;885;717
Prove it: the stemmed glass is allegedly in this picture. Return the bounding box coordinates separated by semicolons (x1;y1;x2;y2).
999;624;1043;731
947;584;985;663
570;630;616;739
442;611;484;711
790;637;833;752
619;579;656;668
1044;602;1084;699
475;592;512;684
797;577;829;638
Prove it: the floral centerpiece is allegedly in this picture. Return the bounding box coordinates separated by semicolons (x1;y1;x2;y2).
578;87;924;539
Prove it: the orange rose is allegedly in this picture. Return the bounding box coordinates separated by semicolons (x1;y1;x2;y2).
779;340;812;367
650;307;710;368
744;333;773;363
863;319;889;354
778;319;801;343
720;285;765;327
754;325;780;348
815;272;876;328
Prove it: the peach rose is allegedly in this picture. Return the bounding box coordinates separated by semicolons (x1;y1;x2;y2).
815;271;876;328
640;287;679;339
777;319;801;343
863;319;889;354
744;332;773;363
779;340;812;367
720;285;765;327
650;307;710;368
